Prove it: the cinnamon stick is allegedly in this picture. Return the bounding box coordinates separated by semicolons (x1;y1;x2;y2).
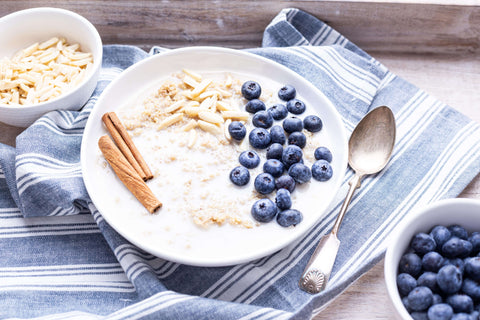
98;135;162;213
102;112;153;181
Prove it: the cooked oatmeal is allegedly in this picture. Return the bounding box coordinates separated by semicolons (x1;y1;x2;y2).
112;69;328;233
117;70;276;228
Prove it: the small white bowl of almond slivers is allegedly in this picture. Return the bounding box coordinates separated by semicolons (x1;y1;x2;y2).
0;7;102;127
82;47;348;266
385;198;480;320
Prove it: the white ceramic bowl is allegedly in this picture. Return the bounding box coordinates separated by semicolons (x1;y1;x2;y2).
0;7;102;127
384;198;480;319
81;46;348;266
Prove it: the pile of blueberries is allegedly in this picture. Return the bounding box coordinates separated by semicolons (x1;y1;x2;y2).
397;224;480;320
228;80;333;228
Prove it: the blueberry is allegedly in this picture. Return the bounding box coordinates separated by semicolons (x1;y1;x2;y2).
287;131;307;148
397;273;417;296
428;303;453;320
407;286;433;312
282;145;303;168
410;312;428;320
278;85;296;101
303;115;323;132
448;225;469;240
229;166;250;186
275;189;292;210
444;258;465;273
288;163;312;184
446;294;474;313
314;146;333;162
270;125;286;145
245;99;266;113
465;257;480;281
417;272;438;293
411;232;437;255
430;225;452;251
277;209;302;227
442;237;472;258
399;252;422;277
252;110;274;129
437;264;463;294
249;128;271;149
286;98;306;115
254;173;276;195
422;251;444;272
263;159;284;178
283;116;303;133
462;278;480;301
268;103;288;120
251;198;277;223
312;160;333;181
451;313;473;320
469;232;480;255
403;296;412;312
266;143;283;160
228;121;246;141
238;150;260;169
275;175;296;193
432;294;443;305
241;81;261;100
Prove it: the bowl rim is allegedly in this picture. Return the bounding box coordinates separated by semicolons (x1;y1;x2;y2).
0;7;103;110
384;197;480;319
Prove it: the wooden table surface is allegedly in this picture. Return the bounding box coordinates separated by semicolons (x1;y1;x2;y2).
1;1;479;319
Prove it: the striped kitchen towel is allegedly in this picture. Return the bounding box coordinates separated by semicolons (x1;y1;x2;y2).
1;7;479;320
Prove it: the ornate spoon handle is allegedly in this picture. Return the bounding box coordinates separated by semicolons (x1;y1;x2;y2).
299;173;362;294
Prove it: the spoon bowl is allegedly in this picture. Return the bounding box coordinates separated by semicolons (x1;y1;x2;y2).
299;106;396;294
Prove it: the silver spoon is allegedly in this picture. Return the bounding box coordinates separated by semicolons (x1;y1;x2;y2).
299;106;396;294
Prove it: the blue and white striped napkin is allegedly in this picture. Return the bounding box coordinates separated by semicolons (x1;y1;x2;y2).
1;8;479;319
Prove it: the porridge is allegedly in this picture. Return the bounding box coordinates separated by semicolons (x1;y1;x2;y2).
94;66;341;262
117;69;268;228
109;70;334;228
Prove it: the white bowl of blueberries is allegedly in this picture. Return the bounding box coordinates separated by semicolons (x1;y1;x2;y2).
385;198;480;320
